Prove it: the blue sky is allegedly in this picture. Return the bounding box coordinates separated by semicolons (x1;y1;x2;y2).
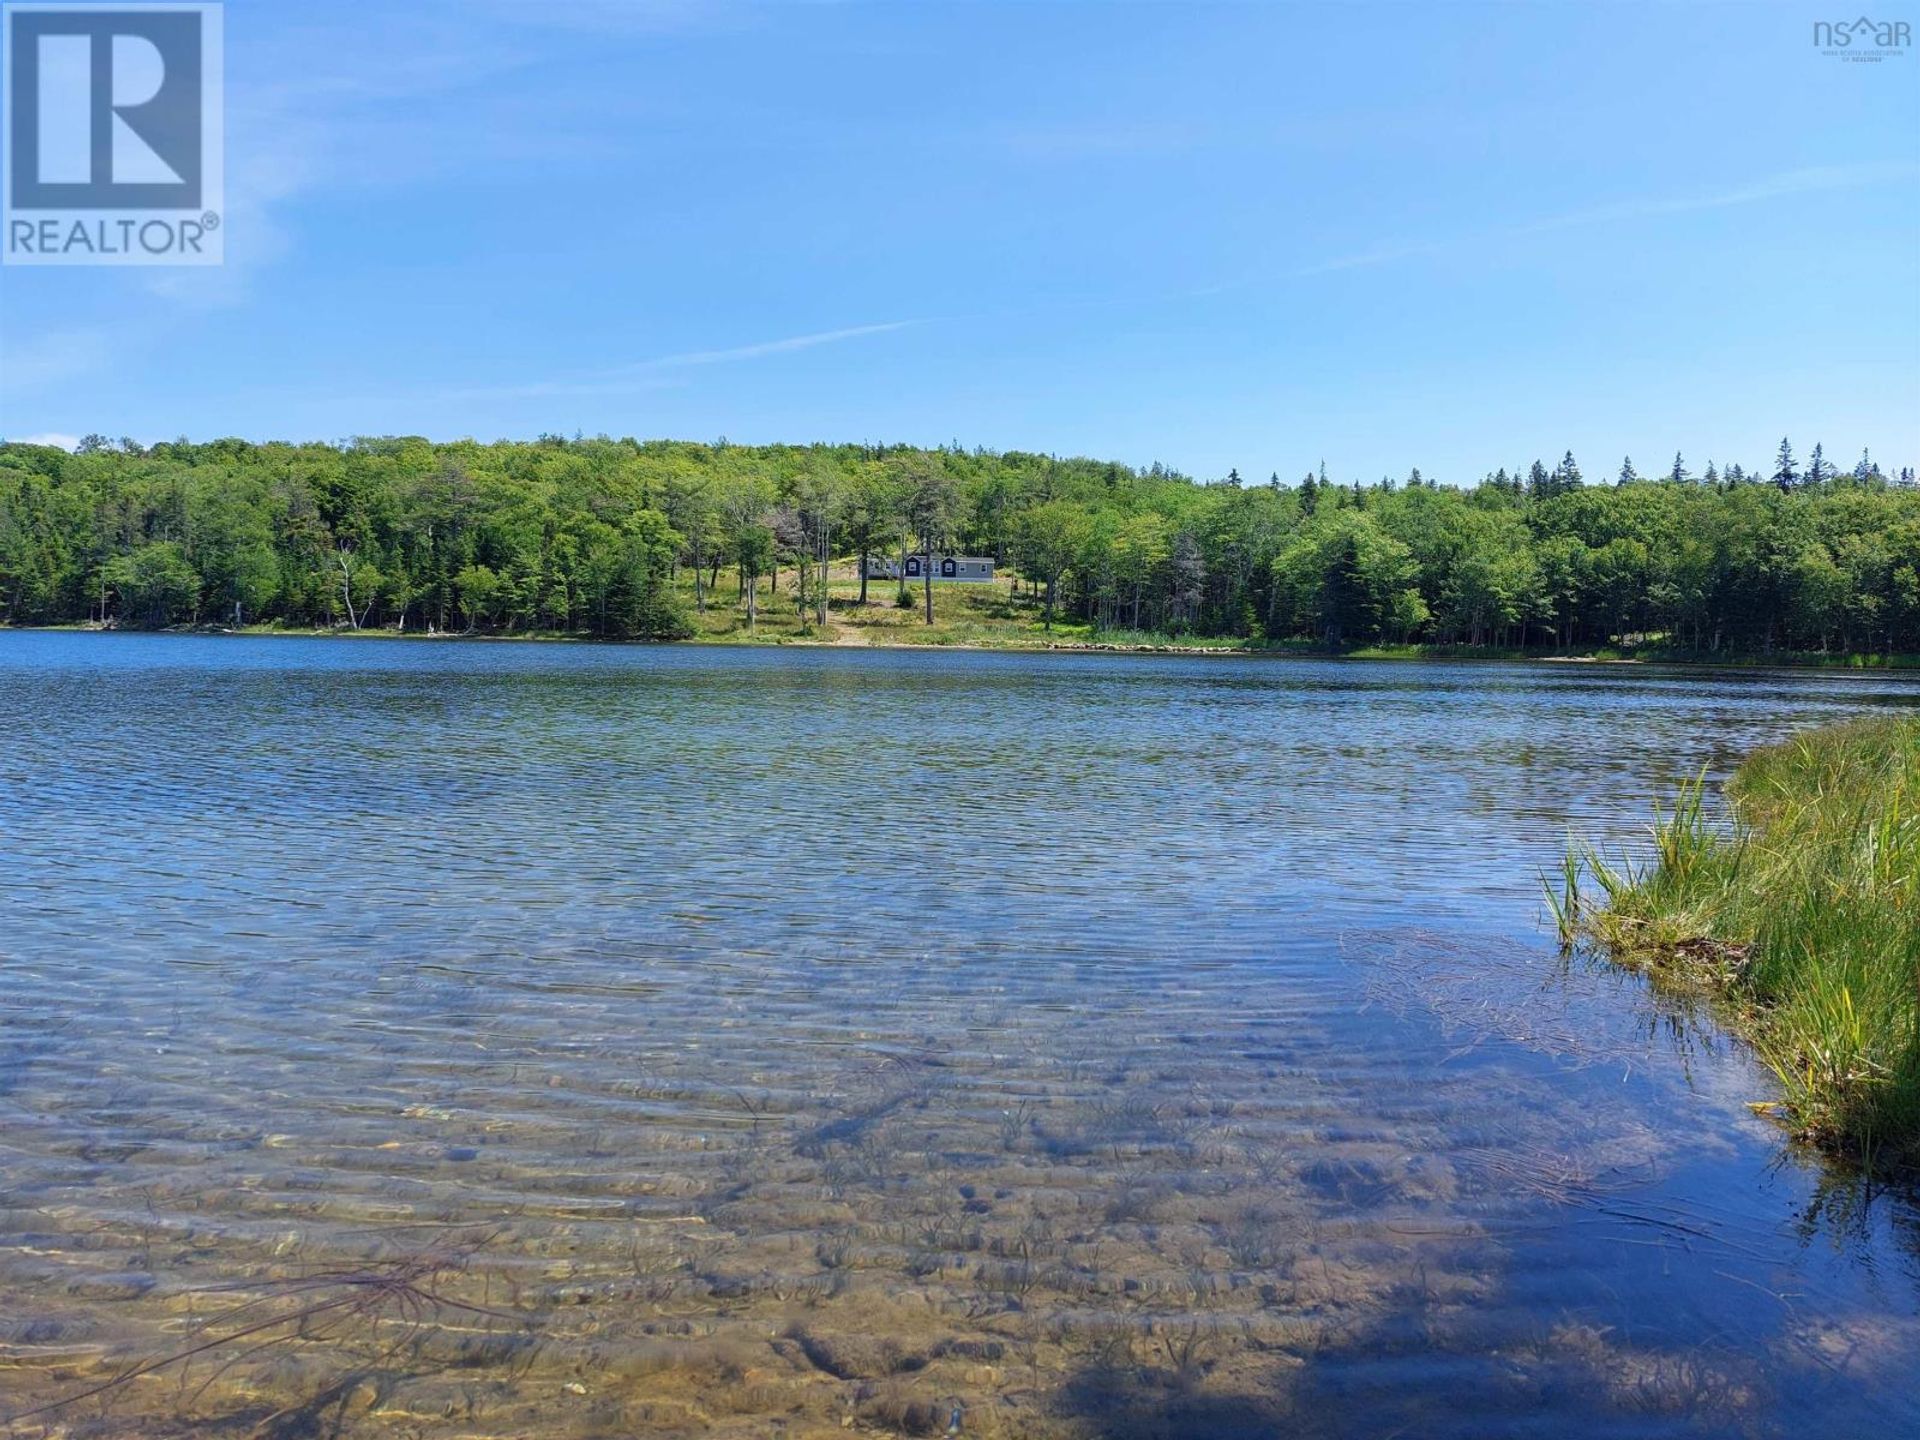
2;0;1917;482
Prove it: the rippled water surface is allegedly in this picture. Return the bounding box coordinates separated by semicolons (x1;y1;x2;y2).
4;631;1919;1439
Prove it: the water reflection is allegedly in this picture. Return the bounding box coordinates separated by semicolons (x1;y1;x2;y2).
2;633;1917;1437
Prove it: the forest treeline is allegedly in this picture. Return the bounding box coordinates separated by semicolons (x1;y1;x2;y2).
2;433;1918;654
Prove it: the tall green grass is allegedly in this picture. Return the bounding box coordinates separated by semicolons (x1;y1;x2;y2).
1559;716;1920;1170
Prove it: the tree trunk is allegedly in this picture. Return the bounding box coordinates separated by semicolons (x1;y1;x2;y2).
337;548;361;630
816;520;830;628
922;528;934;625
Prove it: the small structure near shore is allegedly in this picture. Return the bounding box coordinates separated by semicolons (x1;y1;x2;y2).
865;554;995;582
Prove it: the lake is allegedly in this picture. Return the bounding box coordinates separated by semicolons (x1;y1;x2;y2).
2;630;1918;1439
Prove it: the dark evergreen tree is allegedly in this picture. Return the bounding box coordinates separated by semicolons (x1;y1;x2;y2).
1774;437;1797;492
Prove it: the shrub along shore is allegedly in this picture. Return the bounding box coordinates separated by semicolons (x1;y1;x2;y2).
1557;717;1920;1171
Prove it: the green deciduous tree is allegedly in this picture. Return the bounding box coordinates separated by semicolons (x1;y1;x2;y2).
2;433;1916;658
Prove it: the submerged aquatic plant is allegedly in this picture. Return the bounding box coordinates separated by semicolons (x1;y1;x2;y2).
3;1235;525;1429
1556;717;1920;1170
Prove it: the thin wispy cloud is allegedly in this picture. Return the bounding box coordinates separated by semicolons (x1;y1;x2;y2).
1286;162;1920;280
1285;240;1448;280
8;12;558;381
1520;161;1920;236
427;375;686;404
645;320;918;369
80;5;729;326
463;0;748;39
433;320;919;403
1004;120;1204;161
0;328;115;389
429;155;1900;403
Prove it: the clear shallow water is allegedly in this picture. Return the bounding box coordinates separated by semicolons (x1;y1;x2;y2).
2;631;1918;1439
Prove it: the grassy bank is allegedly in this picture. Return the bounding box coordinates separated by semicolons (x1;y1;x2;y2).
47;565;1920;668
1556;717;1920;1169
638;570;1920;662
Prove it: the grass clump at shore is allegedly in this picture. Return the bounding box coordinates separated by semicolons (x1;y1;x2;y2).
1554;716;1920;1169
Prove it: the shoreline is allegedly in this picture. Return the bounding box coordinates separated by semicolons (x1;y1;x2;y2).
1562;716;1920;1173
10;622;1920;673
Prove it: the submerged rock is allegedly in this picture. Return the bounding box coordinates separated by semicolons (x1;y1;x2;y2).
64;1270;155;1301
793;1326;918;1380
